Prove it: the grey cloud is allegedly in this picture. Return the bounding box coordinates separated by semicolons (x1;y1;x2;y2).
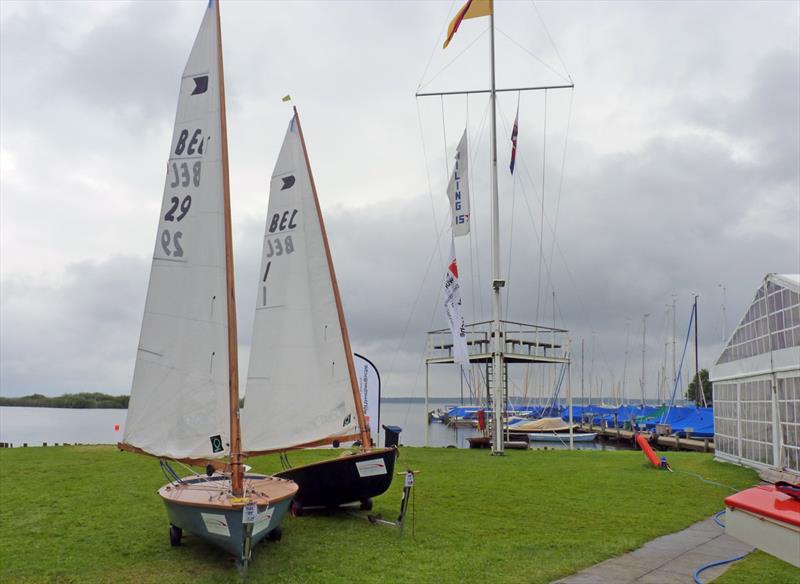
1;1;797;401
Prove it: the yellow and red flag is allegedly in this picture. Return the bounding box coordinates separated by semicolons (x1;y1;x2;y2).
443;0;493;49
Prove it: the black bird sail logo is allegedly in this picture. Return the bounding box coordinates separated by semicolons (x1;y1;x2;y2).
191;75;209;95
281;175;295;190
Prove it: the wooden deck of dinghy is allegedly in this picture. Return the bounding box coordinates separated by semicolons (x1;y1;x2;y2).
159;475;298;510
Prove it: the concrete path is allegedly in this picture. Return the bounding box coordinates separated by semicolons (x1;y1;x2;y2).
553;517;753;584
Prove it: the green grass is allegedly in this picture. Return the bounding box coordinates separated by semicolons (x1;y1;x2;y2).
0;446;796;583
714;550;798;583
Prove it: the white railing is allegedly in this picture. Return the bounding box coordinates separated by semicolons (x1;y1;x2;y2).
426;319;569;363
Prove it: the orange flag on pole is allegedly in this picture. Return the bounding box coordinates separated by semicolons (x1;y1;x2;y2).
443;0;493;49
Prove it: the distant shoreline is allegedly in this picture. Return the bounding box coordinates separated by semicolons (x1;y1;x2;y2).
0;394;460;409
0;393;129;409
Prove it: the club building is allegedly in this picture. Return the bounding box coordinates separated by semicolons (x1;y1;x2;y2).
710;274;800;477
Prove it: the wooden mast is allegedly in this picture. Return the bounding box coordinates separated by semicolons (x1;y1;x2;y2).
215;0;243;496
292;106;372;451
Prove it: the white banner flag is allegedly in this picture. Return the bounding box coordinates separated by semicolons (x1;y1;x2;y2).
442;240;469;365
447;129;470;236
354;353;380;441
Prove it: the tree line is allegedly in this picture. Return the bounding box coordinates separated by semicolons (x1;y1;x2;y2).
0;393;130;409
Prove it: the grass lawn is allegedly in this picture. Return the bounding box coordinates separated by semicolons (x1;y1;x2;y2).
1;446;797;583
716;551;799;584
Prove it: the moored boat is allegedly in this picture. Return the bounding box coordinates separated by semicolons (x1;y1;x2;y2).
118;1;297;567
241;109;395;514
526;432;597;443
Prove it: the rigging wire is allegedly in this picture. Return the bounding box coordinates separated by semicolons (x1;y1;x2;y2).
440;96;450;180
402;218;456;430
496;101;618;390
494;26;571;84
534;89;548;333
467;96;492;323
417;27;491;93
397;215;453;430
661;307;696;423
385;101;448;405
415;99;446;277
466;95;479;327
415;0;458;94
504;91;522;320
544;88;574;288
530;0;574;83
465;95;483;394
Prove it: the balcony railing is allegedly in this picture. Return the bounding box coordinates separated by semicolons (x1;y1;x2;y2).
426;319;569;365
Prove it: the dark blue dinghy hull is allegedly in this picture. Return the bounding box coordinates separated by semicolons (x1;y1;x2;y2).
276;447;396;510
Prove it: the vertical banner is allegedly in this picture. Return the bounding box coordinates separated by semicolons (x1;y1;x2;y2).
447;129;470;236
442;240;469;365
353;353;380;442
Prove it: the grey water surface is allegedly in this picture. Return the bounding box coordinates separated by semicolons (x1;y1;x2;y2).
1;401;626;450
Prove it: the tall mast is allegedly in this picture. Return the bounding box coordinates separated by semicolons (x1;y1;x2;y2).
671;295;677;394
215;0;243;496
694;295;704;407
489;0;504;456
640;313;649;406
580;338;584;405
622;318;630;404
293;107;372;450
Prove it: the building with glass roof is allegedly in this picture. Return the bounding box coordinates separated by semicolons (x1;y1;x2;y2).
710;274;800;476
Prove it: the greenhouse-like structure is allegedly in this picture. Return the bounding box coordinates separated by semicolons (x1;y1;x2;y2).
710;274;800;476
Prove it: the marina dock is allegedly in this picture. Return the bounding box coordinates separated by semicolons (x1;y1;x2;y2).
578;421;714;453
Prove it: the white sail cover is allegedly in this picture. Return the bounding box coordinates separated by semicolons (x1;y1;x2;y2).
241;117;359;452
124;3;231;460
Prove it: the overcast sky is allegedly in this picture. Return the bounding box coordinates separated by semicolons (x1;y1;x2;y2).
1;0;798;401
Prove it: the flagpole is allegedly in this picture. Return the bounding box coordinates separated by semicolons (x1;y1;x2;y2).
489;6;504;456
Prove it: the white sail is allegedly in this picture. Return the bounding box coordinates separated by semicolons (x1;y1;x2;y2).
242;116;359;453
123;3;231;460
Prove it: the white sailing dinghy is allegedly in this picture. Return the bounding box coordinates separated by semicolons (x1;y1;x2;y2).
241;108;396;514
119;0;297;564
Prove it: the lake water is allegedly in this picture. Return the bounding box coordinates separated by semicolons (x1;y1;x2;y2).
0;406;127;446
0;401;625;451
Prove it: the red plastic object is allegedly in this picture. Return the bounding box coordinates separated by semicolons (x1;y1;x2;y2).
635;433;661;468
725;485;800;528
476;409;486;431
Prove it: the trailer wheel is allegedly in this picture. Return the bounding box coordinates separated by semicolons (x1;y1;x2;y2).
290;501;304;517
266;527;282;542
169;525;182;547
360;498;373;511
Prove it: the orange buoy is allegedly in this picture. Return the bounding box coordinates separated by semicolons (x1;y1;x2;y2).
635;433;661;468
